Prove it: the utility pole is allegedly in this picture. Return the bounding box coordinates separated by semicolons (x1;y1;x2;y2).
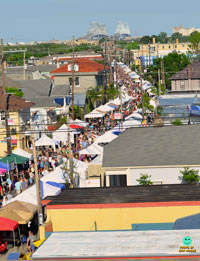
23;50;26;80
1;38;11;154
140;77;144;119
103;40;107;104
148;42;151;67
68;131;73;187
161;59;166;89
30;114;43;230
71;36;75;120
158;68;161;97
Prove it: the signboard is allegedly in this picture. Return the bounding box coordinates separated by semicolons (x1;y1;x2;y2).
114;112;122;120
8;118;14;126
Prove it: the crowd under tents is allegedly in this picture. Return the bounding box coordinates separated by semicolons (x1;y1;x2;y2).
35;134;57;150
69;119;89;128
13;148;33;160
125;112;143;121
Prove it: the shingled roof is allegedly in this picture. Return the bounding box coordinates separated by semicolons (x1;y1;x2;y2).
0;87;34;111
51;58;106;74
170;62;200;80
103;124;200;168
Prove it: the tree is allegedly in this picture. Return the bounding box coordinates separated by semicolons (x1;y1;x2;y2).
86;86;103;112
146;52;190;89
105;83;119;101
69;105;84;120
179;167;200;184
157;32;168;43
189;31;200;54
170;33;188;43
136;174;153;185
138;93;154;114
6;87;24;97
172;118;182;125
140;36;152;44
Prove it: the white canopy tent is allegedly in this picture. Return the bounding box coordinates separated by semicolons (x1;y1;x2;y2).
13;148;33;160
69;119;89;128
123;119;141;129
125;112;143;121
96;104;114;113
35;134;57;150
52;124;74;144
94;130;117;144
89;154;103;165
6;182;61;205
84;109;105;119
41;166;66;184
79;143;103;155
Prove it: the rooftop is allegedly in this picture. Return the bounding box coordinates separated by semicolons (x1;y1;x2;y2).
45;184;200;206
103;124;200;168
32;230;200;260
170;63;200;80
51;57;106;74
0;87;34;111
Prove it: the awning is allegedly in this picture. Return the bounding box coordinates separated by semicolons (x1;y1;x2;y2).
0;217;18;231
0;208;33;225
0;153;29;165
84;109;105;119
13;148;33;160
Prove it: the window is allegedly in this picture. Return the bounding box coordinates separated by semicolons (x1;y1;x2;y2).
168;45;171;49
162;46;165;49
182;44;185;47
69;77;80;87
0;111;5;121
180;81;185;86
109;175;127;187
175;45;177;48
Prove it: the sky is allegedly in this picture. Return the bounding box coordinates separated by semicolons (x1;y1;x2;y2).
1;0;200;42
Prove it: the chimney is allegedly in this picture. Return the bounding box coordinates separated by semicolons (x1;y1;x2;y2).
187;64;191;79
57;61;60;68
152;37;156;44
176;38;179;44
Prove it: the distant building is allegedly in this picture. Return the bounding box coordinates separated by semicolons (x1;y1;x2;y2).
114;21;131;40
86;22;108;40
132;39;190;67
173;25;200;36
50;57;106;95
170;62;200;93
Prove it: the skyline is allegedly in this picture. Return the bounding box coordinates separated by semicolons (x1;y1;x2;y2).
1;0;200;42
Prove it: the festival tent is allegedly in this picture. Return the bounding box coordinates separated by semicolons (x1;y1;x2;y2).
96;104;114;113
0;208;33;225
123;119;141;128
69;119;89;128
94;130;117;144
125;112;143;121
41;166;65;184
79;143;103;155
40;181;61;199
89;154;103;165
84;109;105;119
0;168;7;175
4;200;38;214
0;217;18;231
0;162;10;171
0;153;29;165
35;134;57;150
52;124;74;144
46;181;65;190
13;148;33;160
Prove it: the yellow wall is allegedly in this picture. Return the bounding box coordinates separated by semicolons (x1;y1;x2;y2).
0;111;28;157
47;205;200;232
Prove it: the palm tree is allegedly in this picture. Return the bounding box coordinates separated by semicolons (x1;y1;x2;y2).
86;86;103;112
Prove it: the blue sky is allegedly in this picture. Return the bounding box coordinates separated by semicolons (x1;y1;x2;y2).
1;0;200;42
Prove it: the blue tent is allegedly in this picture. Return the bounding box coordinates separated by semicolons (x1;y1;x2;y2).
46;181;65;190
0;161;11;171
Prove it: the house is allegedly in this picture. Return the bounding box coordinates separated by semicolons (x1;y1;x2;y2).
102;124;200;187
170;63;200;93
50;57;106;95
0;87;34;156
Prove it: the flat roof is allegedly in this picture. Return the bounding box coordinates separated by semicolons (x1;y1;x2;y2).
32;230;200;260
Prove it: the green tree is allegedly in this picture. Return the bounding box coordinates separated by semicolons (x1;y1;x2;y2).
146;52;190;89
189;31;200;54
172;118;182;125
105;83;119;102
136;174;153;186
138;93;154;114
6;87;24;97
179;167;200;184
69;105;84;120
86;86;103;112
170;33;189;43
157;32;168;43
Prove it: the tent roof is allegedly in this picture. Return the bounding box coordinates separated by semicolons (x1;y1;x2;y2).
84;109;105;119
35;134;57;147
0;153;29;164
79;143;103;155
94;130;117;144
0;208;33;225
4;200;38;214
0;217;18;231
13;148;32;160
